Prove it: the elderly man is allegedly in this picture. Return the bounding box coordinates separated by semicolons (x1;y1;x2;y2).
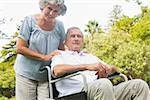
51;27;150;100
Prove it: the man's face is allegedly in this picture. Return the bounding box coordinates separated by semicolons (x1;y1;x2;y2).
65;29;83;52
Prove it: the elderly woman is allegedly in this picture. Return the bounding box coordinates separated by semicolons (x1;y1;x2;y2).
14;0;67;100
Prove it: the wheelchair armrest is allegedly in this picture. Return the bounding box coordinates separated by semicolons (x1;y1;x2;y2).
53;70;79;79
107;72;128;81
107;72;120;78
45;66;87;99
45;66;87;84
51;72;81;83
45;66;128;99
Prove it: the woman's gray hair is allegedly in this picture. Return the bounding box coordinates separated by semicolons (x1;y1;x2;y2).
39;0;67;16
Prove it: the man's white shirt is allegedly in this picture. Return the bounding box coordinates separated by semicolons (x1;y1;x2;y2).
51;50;107;97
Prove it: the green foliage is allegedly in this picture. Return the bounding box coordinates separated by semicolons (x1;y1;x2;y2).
0;96;15;100
111;16;135;33
85;20;103;34
0;34;17;99
111;7;150;41
106;8;150;85
84;20;103;41
129;7;150;41
84;32;150;85
0;58;16;88
83;20;104;51
108;5;122;27
0;3;149;99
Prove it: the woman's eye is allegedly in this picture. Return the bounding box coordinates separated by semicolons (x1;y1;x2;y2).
53;10;58;12
48;7;52;11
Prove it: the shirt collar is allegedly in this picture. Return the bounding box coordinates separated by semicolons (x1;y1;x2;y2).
66;50;86;56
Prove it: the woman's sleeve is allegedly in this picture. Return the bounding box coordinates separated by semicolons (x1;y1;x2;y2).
18;16;32;46
58;21;65;43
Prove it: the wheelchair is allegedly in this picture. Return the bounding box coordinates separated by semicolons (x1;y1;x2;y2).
45;66;128;100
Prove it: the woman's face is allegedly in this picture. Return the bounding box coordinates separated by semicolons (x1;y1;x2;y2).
42;3;60;19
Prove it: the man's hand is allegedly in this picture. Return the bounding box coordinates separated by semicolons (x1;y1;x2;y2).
79;63;117;78
96;64;107;78
96;64;117;78
105;65;117;75
86;63;107;78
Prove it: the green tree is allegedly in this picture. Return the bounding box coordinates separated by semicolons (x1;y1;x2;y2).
108;5;122;27
84;32;150;85
129;7;150;41
84;20;104;52
84;20;103;40
110;7;150;41
83;7;150;85
111;16;136;33
0;31;18;99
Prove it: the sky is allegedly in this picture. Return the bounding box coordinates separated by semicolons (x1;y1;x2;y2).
0;0;149;49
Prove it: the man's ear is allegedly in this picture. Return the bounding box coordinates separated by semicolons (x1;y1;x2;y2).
64;41;68;50
64;40;67;45
64;45;68;50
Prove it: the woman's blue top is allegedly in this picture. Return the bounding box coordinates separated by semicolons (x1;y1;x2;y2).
14;15;65;81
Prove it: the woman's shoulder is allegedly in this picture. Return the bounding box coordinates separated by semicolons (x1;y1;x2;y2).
23;14;39;22
55;19;65;33
56;19;64;27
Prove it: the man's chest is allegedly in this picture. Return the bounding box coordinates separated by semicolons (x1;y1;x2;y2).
62;54;99;65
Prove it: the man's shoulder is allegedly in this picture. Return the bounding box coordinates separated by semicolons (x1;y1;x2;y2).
82;52;100;60
81;51;94;56
58;50;96;57
54;50;69;57
59;50;67;55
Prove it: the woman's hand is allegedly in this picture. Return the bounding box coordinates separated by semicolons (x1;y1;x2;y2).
16;38;61;61
43;50;61;61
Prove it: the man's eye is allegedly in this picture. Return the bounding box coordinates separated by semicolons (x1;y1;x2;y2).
71;35;75;38
77;35;82;38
